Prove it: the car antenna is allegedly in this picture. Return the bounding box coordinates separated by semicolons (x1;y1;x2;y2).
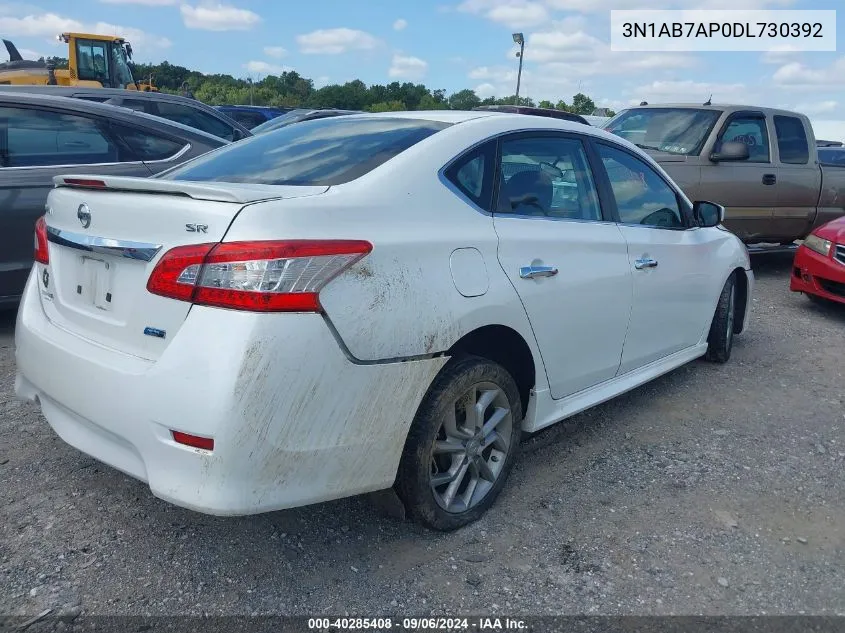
639;101;648;106
704;94;712;106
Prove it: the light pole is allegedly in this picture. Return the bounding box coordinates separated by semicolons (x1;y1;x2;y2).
512;32;524;105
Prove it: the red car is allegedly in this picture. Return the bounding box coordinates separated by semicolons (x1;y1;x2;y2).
790;217;845;304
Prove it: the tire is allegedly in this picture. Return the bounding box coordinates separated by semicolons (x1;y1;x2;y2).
705;273;737;363
395;355;523;531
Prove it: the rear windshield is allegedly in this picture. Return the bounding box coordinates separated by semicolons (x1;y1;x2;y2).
819;148;845;166
164;116;450;185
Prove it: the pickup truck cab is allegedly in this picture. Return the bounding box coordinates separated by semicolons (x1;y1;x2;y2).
605;104;845;244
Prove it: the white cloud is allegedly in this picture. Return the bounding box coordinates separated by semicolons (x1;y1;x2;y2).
297;28;379;55
243;60;292;75
475;82;497;98
544;0;795;9
100;0;179;5
0;11;171;53
263;46;287;58
389;54;428;80
458;0;549;28
314;75;330;88
811;120;845;143
393;18;407;31
630;79;749;104
180;3;261;31
773;57;845;88
792;100;838;116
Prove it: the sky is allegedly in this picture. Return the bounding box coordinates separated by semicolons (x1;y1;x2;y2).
1;0;844;139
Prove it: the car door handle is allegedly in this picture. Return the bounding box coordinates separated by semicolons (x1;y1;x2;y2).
519;265;558;279
762;174;776;185
634;258;658;270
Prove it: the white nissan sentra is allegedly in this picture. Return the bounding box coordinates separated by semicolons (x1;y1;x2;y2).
15;111;753;531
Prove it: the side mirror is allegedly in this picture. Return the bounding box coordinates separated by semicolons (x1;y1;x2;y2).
710;141;749;162
693;200;725;227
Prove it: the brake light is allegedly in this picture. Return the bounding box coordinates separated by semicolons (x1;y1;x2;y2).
60;178;107;189
34;216;49;264
147;240;373;312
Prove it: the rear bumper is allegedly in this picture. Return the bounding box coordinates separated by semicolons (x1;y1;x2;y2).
789;245;845;305
15;272;446;515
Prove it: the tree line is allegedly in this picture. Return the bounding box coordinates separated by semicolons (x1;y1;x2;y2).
43;56;614;116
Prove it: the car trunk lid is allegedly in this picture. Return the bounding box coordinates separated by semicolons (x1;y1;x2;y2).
40;175;328;360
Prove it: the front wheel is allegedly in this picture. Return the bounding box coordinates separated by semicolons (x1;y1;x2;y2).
396;355;523;531
705;273;737;363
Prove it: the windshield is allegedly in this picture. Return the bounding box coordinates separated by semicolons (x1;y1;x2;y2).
162;116;451;186
605;108;722;155
111;43;135;88
251;110;311;135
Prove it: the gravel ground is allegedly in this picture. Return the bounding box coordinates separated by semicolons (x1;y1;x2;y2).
1;252;843;620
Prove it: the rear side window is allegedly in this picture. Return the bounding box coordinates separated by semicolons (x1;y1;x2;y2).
0;106;119;167
164;117;451;186
155;102;235;141
773;115;810;165
444;141;495;209
118;99;155;114
111;124;187;161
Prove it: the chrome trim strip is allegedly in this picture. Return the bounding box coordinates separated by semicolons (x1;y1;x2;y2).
46;226;162;262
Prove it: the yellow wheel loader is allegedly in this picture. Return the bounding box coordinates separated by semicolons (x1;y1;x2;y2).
0;33;159;91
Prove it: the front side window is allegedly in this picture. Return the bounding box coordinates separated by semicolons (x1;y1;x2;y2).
717;116;770;162
598;143;685;229
75;39;110;83
496;135;602;221
164;117;450;186
606;108;721;155
155;102;235;141
773;115;809;165
0;106;119;167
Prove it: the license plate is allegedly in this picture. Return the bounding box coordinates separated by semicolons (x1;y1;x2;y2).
79;257;114;311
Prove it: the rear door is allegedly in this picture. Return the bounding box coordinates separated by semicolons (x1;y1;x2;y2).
593;141;722;371
491;131;633;400
0;103;152;301
772;114;821;241
699;110;778;240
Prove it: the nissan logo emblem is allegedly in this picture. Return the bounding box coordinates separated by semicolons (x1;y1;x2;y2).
77;203;92;229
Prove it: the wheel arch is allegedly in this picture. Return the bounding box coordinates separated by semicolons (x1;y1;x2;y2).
446;324;537;416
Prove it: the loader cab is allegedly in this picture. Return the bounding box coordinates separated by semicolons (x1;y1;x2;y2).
62;33;137;90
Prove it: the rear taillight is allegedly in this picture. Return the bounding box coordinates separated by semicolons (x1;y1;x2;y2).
34;216;49;265
147;240;373;312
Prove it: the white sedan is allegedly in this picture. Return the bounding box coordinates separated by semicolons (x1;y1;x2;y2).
15;110;753;531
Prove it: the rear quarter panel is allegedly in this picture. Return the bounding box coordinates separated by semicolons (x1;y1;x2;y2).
221;122;545;379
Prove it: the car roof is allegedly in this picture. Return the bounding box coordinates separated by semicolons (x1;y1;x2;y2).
618;103;807;118
0;91;226;145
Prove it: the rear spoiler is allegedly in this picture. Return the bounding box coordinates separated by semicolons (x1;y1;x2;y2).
53;175;328;204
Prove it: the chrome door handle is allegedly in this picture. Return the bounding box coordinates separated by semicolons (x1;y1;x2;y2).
519;265;558;279
634;258;658;270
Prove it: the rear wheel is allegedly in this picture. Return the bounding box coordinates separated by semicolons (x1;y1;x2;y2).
705;273;737;363
396;355;522;531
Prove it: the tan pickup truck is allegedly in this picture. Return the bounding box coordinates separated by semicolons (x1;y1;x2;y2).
604;104;845;244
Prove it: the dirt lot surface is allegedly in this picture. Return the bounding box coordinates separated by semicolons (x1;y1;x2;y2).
1;252;844;620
